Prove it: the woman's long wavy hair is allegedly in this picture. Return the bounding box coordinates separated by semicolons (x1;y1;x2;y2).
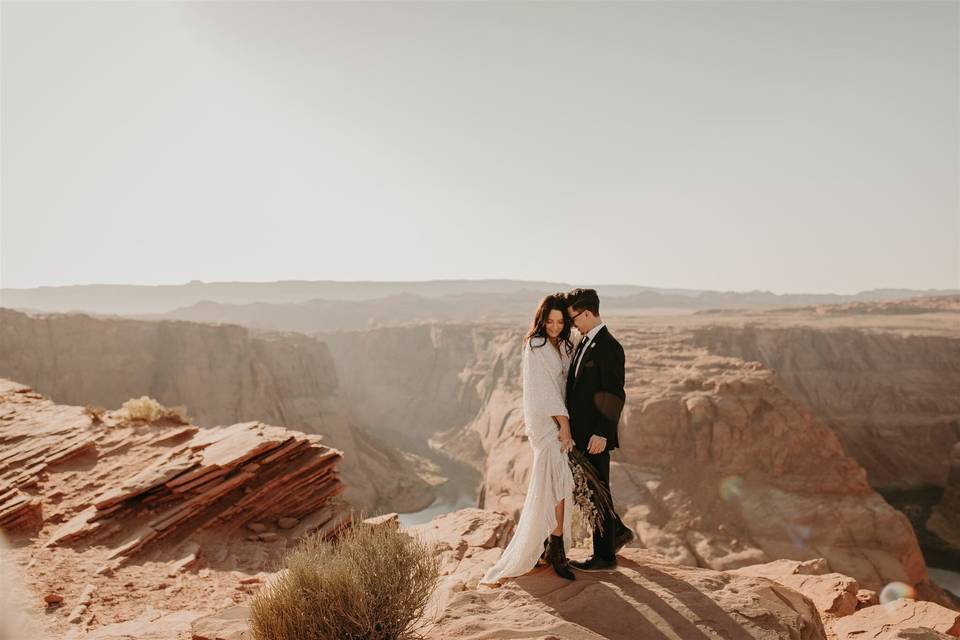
525;293;575;354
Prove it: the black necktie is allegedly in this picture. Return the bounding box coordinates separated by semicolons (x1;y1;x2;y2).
573;335;589;373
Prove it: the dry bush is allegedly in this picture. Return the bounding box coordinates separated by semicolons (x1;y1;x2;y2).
83;405;106;423
250;520;440;640
119;396;190;424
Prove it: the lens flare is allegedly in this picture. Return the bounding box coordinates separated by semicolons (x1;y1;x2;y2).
719;476;743;502
786;523;812;549
879;581;916;605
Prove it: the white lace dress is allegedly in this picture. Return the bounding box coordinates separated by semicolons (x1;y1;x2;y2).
481;338;575;585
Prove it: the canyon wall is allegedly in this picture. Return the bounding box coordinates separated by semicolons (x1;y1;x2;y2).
929;443;960;560
316;324;502;442
0;308;432;513
688;325;960;490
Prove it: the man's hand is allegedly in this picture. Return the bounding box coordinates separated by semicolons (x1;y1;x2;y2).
587;434;607;454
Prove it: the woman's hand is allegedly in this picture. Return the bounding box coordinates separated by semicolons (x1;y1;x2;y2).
553;415;574;453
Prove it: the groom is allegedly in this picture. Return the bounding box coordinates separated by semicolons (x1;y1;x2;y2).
565;288;634;571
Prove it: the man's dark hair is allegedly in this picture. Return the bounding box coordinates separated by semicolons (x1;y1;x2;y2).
566;288;600;316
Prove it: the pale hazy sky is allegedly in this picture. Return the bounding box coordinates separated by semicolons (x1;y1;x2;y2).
2;1;958;294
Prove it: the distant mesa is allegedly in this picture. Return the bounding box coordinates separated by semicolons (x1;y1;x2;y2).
2;277;958;320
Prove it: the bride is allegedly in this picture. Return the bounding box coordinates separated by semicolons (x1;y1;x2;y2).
481;293;577;585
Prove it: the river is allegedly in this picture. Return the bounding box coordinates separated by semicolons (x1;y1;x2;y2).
374;428;482;528
929;567;960;598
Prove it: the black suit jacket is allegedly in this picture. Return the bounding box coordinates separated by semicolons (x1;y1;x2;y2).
565;325;625;452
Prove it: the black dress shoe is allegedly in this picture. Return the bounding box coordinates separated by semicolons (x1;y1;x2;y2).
569;556;618;572
614;527;635;554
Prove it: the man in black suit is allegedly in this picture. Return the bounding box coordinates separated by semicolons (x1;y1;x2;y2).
564;288;634;571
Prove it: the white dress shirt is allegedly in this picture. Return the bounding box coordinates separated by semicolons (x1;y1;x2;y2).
573;322;605;377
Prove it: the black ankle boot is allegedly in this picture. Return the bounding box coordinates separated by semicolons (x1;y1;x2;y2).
546;534;575;580
537;537;549;566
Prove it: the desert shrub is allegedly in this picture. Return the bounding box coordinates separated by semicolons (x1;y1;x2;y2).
83;405;106;423
250;520;440;640
119;396;190;424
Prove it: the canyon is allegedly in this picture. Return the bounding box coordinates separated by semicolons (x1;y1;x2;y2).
320;296;960;599
0;308;434;514
2;290;959;638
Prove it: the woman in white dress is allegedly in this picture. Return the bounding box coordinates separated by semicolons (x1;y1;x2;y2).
481;293;577;585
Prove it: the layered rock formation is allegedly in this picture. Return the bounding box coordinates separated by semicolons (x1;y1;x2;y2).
688;297;960;562
689;323;960;491
0;308;433;513
0;379;351;639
